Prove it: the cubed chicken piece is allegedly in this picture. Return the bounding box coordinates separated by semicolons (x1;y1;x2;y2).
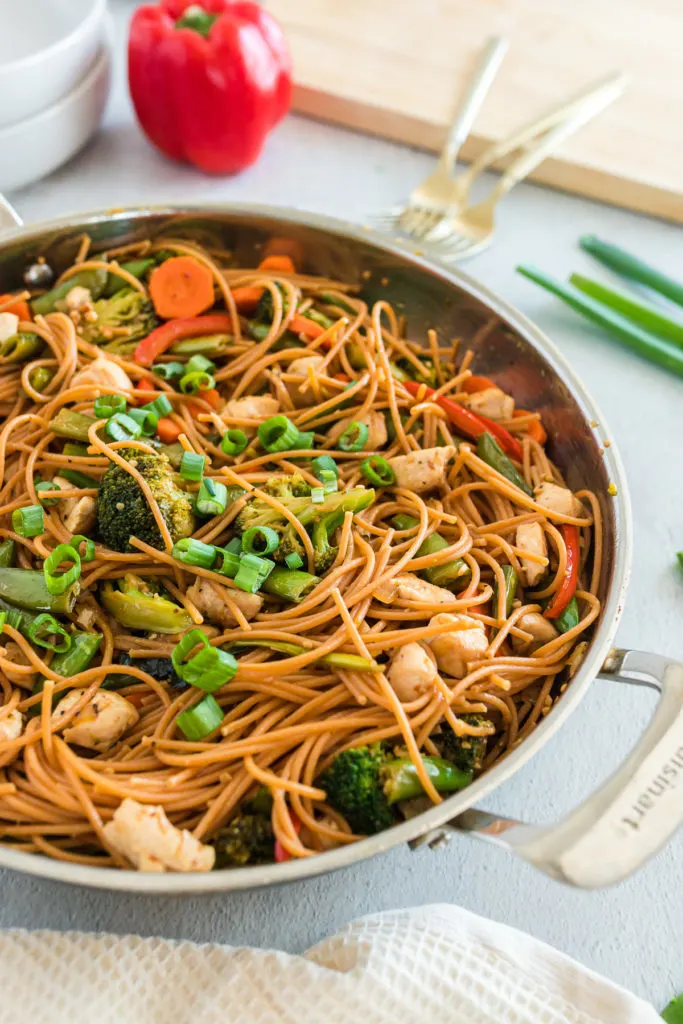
327;411;387;451
465;387;514;422
566;640;588;678
428;613;489;678
0;312;19;342
534;482;585;519
387;642;439;702
0;709;23;742
388;446;456;494
52;688;139;752
103;798;215;872
511;612;559;654
71;356;133;393
65;286;93;311
374;573;457;606
285;355;326;407
52;476;97;536
221;395;280;435
186;577;263;628
516;522;547;587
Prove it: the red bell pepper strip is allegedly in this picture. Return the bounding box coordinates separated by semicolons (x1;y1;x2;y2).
543;525;579;620
128;0;291;175
403;380;523;461
134;313;235;365
274;810;301;863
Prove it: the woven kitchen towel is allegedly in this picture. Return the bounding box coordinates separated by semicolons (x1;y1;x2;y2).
0;903;660;1023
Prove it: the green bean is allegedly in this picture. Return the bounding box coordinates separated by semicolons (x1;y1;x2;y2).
31;268;108;316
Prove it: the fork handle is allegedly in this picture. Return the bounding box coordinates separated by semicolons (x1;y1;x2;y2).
440;35;508;171
489;75;627;199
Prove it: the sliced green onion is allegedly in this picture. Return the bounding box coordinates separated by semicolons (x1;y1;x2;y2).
360;456;395;486
105;413;142;442
311;487;325;503
43;544;81;595
94;395;126;419
196;478;228;517
179;370;215;394
126;406;159;436
317;468;338;493
258;415;299;453
59;469;98;489
25;613;71;653
216;549;241;577
143;393;173;419
4;608;22;631
12;505;44;537
186;354;215;375
242;525;280;556
35;480;61;507
172;537;217;569
225;537;242;554
180;451;206;482
70;535;96;561
176;694;224;740
171;628;237;692
234;553;275;593
0;612;5;631
312;455;339;480
285;551;303;569
221;429;249;456
292;430;315;450
151;361;185;381
338;421;369;451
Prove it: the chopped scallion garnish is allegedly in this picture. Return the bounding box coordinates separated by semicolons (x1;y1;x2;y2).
12;505;44;537
180;451;206;482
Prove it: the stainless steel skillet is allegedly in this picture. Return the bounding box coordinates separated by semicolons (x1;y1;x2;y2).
0;198;680;894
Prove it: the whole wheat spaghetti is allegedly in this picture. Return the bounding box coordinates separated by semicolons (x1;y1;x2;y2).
0;238;602;872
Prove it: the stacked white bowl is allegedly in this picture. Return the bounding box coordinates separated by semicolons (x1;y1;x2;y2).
0;0;111;192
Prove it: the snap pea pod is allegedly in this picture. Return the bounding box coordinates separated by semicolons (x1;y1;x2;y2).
59;469;99;488
171;334;232;356
0;539;15;568
494;564;519;617
476;432;532;496
31;268;108;316
49;408;97;442
391;514;469;589
0;595;70;651
383;757;473;803
552;595;580;634
30;631;103;715
28;366;55;393
0;332;43;362
260;567;321;603
0;568;78;613
103;258;157;297
100;582;193;634
230;638;381;672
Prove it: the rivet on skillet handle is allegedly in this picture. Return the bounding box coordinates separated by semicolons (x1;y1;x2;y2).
415;649;683;887
0;193;24;233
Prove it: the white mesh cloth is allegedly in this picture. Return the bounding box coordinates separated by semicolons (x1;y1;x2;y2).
0;903;659;1023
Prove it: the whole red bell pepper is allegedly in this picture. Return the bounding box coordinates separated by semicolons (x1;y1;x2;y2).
128;0;292;174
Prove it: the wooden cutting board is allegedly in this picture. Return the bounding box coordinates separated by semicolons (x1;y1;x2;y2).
264;0;683;224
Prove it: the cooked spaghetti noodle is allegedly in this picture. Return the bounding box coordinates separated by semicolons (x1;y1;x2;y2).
0;237;602;871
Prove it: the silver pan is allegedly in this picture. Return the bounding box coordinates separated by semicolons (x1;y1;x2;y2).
0;198;680;895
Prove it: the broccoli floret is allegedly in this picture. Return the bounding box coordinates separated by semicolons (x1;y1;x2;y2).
311;510;343;575
235;474;374;537
276;524;307;566
212;813;274;867
432;714;492;774
320;742;474;835
96;447;195;553
80;288;159;352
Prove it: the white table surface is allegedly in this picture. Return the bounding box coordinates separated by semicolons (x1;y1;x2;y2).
1;2;682;1013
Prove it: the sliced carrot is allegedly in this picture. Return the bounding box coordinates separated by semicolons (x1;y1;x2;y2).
0;293;31;321
149;256;215;320
187;388;221;415
514;409;547;446
258;254;296;274
261;236;304;267
290;313;325;340
462;375;495;394
156;417;182;443
230;285;265;313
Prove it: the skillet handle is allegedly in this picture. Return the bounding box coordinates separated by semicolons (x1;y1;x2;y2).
0;193;23;233
431;649;683;888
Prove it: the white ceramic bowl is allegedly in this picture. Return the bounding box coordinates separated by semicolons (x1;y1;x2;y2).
0;36;111;193
0;0;107;128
